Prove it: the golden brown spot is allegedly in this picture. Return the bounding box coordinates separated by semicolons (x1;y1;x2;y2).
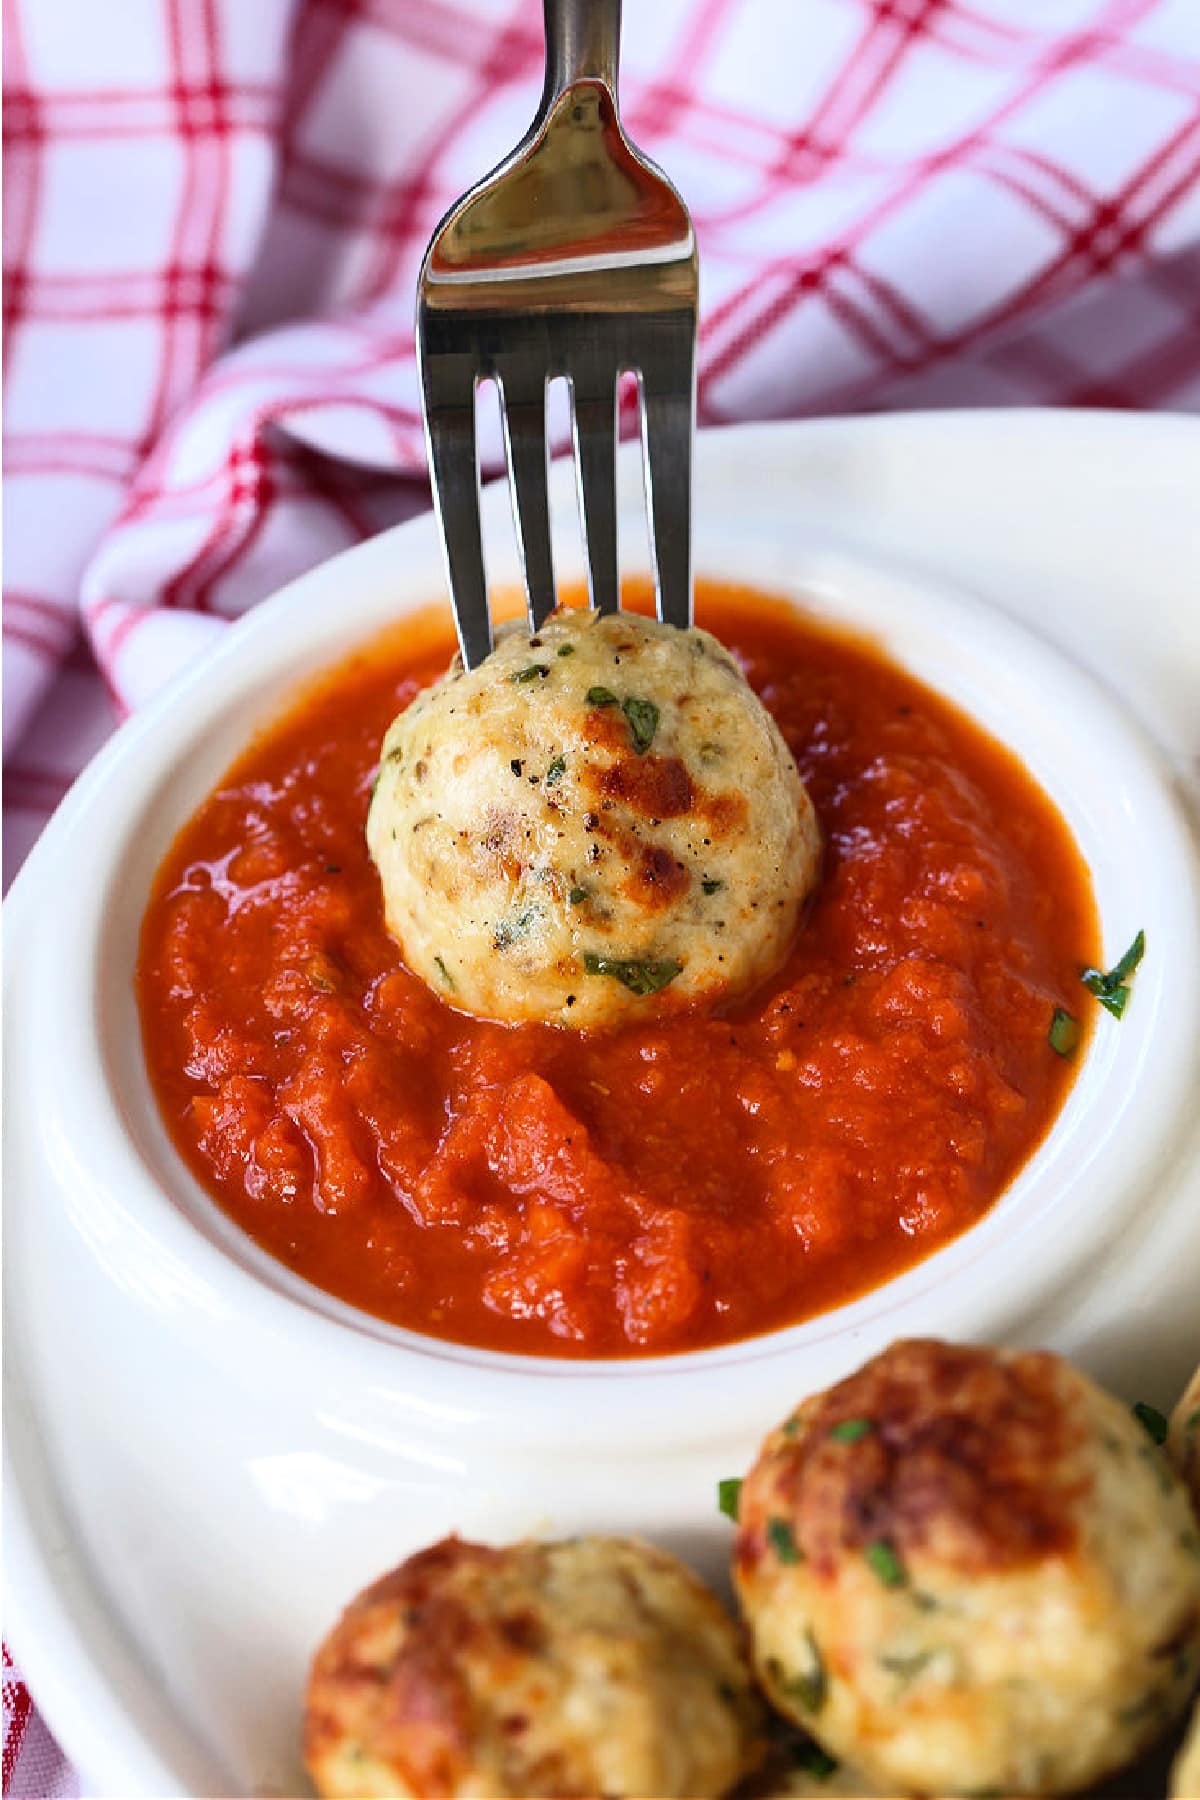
697;786;748;841
768;1340;1088;1576
598;755;694;819
306;1537;499;1797
623;844;691;913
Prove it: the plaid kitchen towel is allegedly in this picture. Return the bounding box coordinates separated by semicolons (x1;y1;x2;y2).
3;0;1200;1790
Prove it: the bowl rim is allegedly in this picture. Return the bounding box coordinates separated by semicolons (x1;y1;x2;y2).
8;452;1200;1456
7;411;1200;1800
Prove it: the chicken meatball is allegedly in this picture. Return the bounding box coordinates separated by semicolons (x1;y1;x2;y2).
366;606;820;1027
733;1338;1200;1799
306;1533;765;1799
1170;1365;1200;1516
1173;1699;1200;1799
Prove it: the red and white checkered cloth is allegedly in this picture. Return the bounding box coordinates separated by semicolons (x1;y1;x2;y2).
4;0;1200;1790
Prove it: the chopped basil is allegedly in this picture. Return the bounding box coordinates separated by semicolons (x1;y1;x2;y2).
556;644;575;657
864;1540;906;1588
767;1517;802;1564
701;877;723;895
1048;1007;1079;1057
568;886;589;905
1187;1408;1200;1433
621;695;659;754
493;906;539;951
1082;928;1146;1019
586;685;618;706
433;955;455;989
717;1477;742;1521
772;1635;826;1714
880;1649;934;1683
583;952;682;996
1133;1401;1170;1445
829;1418;874;1443
793;1741;838;1779
545;755;566;787
513;664;549;684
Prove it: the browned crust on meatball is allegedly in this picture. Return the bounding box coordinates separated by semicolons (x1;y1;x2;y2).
738;1339;1090;1580
595;754;696;819
306;1538;496;1798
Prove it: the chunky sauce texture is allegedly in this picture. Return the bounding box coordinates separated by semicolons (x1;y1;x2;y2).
138;582;1097;1357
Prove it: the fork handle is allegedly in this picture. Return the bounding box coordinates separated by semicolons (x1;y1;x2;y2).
543;0;621;97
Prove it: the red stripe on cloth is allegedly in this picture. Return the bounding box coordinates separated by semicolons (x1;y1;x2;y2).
622;0;741;140
697;0;1169;398
354;0;543;67
1;1673;32;1793
1;0;43;378
3;619;66;662
3;84;278;140
353;0;544;306
4;765;75;811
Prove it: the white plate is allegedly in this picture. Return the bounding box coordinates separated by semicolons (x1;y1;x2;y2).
6;411;1200;1799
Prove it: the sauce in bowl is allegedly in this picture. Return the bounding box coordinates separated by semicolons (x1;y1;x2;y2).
137;581;1098;1356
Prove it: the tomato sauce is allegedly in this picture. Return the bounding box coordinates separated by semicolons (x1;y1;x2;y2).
137;582;1098;1357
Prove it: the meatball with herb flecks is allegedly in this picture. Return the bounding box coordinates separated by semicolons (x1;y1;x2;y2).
733;1338;1200;1798
367;605;820;1027
306;1533;766;1799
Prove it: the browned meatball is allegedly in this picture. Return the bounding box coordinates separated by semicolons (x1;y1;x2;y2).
733;1339;1200;1798
1170;1364;1200;1518
307;1534;765;1799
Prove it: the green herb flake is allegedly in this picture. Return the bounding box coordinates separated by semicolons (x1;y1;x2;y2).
701;877;723;896
775;1635;826;1715
1048;1006;1079;1057
767;1517;802;1564
556;644;575;657
512;664;549;684
433;955;455;990
586;685;618;707
880;1649;934;1684
582;952;682;996
717;1477;742;1521
493;906;539;951
793;1740;838;1780
1082;928;1145;1020
1186;1408;1200;1433
864;1540;906;1588
568;886;589;905
545;755;566;788
621;695;659;754
829;1418;874;1444
1133;1401;1170;1445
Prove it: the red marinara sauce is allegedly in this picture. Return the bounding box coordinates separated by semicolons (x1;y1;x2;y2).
137;582;1098;1357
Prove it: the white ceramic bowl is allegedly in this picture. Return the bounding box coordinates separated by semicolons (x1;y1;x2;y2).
7;413;1200;1799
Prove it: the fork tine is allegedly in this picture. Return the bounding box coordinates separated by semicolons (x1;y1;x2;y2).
570;363;620;615
421;349;492;669
498;365;557;631
640;347;694;630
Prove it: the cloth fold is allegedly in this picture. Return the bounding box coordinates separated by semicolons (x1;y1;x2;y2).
4;0;1199;1790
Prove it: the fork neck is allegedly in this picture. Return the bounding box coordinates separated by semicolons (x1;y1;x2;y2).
542;0;621;100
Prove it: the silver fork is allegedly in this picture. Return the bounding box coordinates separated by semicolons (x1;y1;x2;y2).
416;0;698;669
